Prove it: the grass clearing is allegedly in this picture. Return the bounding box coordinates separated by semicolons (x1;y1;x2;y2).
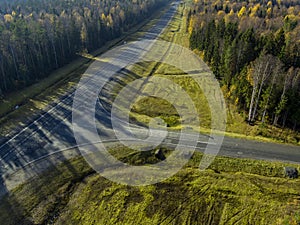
129;73;212;128
107;1;300;145
1;146;300;224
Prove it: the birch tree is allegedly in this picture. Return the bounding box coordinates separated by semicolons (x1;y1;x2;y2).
273;67;298;125
248;53;278;123
260;59;283;123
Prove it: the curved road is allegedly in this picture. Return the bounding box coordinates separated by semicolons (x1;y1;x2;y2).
0;0;299;195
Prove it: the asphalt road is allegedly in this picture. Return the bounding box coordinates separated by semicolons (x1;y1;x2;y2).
0;0;299;195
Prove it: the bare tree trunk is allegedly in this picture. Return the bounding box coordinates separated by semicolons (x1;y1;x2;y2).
251;81;264;122
248;86;257;122
248;62;262;123
273;91;285;126
261;62;282;123
27;46;37;79
0;57;7;91
273;115;279;126
66;32;71;55
261;109;267;123
51;39;58;68
9;45;19;80
251;59;271;122
44;43;52;69
273;67;293;125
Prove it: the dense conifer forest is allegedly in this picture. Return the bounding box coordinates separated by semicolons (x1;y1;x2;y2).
189;0;300;130
0;0;166;96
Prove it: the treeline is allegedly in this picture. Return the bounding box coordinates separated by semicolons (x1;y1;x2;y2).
0;0;167;96
189;0;300;130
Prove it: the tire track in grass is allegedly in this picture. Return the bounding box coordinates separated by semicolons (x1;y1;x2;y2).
157;184;212;224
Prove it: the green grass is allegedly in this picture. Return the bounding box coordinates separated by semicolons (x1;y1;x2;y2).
128;73;211;129
100;3;212;131
131;96;181;127
1;146;300;224
104;4;211;130
107;1;300;146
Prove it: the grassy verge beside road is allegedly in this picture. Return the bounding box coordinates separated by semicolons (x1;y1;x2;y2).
1;146;300;224
114;1;300;145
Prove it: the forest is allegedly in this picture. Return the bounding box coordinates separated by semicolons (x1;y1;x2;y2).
0;0;167;97
189;0;300;130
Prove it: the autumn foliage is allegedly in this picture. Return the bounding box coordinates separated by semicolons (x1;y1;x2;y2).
189;0;300;130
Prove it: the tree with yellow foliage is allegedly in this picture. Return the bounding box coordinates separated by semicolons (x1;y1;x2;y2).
238;6;247;18
249;4;260;17
4;14;13;23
